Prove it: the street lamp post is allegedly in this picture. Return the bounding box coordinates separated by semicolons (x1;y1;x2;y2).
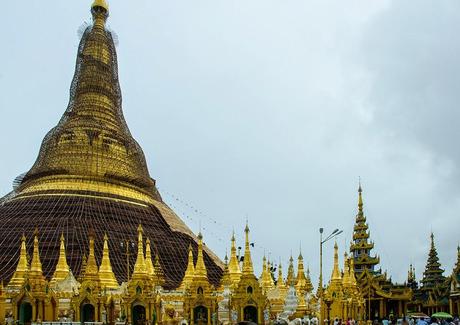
319;228;343;325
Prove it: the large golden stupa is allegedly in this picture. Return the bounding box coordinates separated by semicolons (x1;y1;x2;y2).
0;0;222;289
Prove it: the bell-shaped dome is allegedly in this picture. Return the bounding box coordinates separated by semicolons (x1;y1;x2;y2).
19;4;160;203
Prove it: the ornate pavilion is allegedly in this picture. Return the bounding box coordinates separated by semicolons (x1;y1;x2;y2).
1;1;459;325
343;185;460;321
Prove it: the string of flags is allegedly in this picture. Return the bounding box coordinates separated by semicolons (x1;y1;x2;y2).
158;186;274;259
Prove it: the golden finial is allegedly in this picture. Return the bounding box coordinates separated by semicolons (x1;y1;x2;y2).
92;0;109;11
83;231;99;281
331;241;341;281
8;234;29;289
342;251;351;287
30;229;43;275
295;249;309;293
194;232;208;279
132;224;147;278
228;231;241;284
98;233;119;289
145;238;156;279
180;244;195;289
260;255;267;279
242;222;254;275
277;261;286;288
51;233;70;285
349;257;357;286
358;180;364;213
287;254;296;286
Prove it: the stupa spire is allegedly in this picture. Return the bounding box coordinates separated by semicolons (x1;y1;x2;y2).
132;225;147;278
277;262;286;288
242;222;254;275
8;234;29;288
194;232;208;279
349;257;358;286
220;252;231;288
98;233;119;289
83;231;99;281
260;255;273;292
51;233;70;285
228;231;241;284
286;254;296;286
331;242;342;282
181;244;195;289
342;252;352;287
145;238;156;279
295;251;306;286
30;229;43;276
260;255;267;279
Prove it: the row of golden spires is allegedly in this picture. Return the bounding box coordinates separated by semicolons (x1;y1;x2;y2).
7;225;163;291
220;223;314;295
7;221;347;296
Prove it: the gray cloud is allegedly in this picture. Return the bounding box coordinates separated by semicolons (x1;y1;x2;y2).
0;0;458;284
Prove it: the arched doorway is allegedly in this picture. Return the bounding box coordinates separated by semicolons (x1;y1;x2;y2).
132;304;146;325
81;303;95;323
194;306;208;325
18;302;32;325
243;305;258;323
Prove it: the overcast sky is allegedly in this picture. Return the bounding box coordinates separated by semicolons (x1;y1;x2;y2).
0;0;459;284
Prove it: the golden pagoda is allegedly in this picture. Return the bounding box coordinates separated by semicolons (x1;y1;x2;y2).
322;242;365;322
0;0;223;292
229;223;267;323
181;233;217;325
349;183;411;320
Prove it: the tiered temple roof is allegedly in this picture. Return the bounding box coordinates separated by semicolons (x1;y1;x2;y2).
421;233;446;290
350;183;380;275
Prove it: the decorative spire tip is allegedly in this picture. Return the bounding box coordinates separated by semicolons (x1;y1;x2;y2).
92;0;109;11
